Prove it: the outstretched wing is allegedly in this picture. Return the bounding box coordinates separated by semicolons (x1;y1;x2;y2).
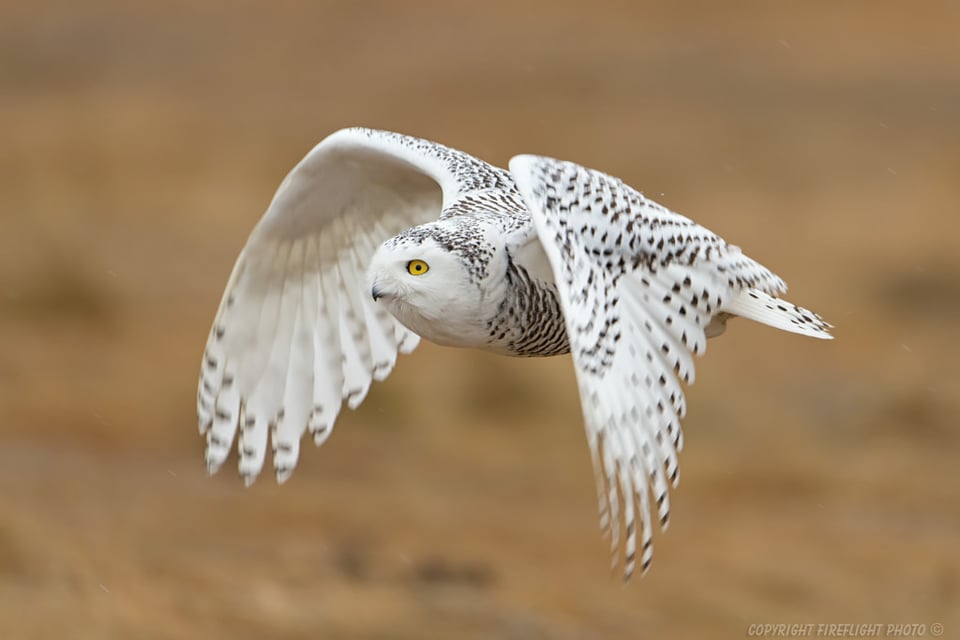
509;154;828;581
198;128;511;485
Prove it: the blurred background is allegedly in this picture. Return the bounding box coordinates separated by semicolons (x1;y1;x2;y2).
1;1;958;638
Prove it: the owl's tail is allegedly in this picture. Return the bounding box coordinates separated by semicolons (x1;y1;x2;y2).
717;289;833;339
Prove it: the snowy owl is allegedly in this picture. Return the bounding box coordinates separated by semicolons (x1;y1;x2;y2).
197;128;831;579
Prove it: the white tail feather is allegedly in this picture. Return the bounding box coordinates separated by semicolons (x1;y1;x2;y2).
723;289;833;339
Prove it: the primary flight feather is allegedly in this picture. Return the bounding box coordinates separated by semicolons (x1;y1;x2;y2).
197;127;832;580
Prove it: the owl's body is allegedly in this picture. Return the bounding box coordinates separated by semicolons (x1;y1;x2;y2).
198;128;831;580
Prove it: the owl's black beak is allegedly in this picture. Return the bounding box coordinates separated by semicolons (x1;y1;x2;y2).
371;284;385;301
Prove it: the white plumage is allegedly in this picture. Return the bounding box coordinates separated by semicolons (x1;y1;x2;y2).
198;128;832;580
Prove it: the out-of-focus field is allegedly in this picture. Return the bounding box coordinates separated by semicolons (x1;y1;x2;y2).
1;2;958;638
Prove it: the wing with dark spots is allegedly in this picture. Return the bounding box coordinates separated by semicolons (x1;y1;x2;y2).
509;154;832;581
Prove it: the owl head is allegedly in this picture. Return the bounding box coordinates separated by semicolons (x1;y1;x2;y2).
367;222;504;348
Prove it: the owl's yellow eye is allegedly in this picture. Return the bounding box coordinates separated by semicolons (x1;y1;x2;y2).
406;259;429;275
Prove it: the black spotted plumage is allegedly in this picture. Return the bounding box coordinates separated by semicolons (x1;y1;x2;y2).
198;128;832;583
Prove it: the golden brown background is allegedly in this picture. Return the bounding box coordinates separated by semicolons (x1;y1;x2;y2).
2;2;958;638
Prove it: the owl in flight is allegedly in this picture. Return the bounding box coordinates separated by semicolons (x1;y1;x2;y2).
198;128;832;580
